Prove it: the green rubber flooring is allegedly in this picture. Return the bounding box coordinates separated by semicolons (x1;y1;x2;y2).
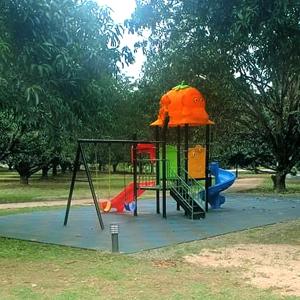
0;194;299;253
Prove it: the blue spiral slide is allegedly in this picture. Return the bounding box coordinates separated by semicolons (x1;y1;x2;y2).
207;162;236;209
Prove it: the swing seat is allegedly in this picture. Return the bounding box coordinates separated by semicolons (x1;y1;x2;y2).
99;200;112;212
124;202;136;212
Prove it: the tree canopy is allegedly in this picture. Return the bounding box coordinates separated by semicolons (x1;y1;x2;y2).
0;0;299;192
0;0;134;182
128;0;300;191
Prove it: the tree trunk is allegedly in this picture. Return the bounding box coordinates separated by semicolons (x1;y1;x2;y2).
42;166;49;178
60;163;67;174
112;163;118;173
51;156;60;176
52;164;58;176
271;173;287;192
20;175;29;184
235;164;239;178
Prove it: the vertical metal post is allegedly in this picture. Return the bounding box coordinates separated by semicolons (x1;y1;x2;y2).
133;141;138;216
176;125;181;211
80;143;104;229
205;125;210;212
64;144;81;226
155;126;160;214
162;116;169;219
110;224;119;253
184;124;189;183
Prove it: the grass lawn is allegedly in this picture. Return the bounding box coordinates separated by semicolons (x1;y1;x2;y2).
237;174;300;195
0;168;142;204
0;216;299;300
0;168;299;204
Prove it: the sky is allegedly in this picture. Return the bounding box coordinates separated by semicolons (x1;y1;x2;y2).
95;0;145;79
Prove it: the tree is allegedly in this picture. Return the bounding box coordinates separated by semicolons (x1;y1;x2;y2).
129;0;300;192
10;132;51;184
0;0;134;182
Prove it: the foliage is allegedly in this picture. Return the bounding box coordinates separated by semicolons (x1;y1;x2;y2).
128;0;300;191
0;0;134;183
8;131;52;184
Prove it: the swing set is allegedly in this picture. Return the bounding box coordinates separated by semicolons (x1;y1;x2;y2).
63;138;165;230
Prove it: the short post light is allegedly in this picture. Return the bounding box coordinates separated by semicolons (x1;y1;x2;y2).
110;224;119;253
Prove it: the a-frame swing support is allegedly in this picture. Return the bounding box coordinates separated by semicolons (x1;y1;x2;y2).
64;139;164;229
64;142;105;230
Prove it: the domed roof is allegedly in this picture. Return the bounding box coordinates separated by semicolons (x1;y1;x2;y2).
150;82;214;127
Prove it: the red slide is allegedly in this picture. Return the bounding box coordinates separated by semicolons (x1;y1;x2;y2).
99;181;154;213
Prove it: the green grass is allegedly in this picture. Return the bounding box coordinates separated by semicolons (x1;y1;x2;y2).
0;218;299;299
238;175;300;196
0;169;142;204
0;167;299;204
1;166;299;299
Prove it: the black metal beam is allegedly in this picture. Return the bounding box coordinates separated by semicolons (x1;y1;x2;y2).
205;125;210;212
161;116;169;219
132;141;138;217
64;144;81;226
80;143;105;229
78;139;162;144
155;126;160;214
184;124;189;183
176;126;181;211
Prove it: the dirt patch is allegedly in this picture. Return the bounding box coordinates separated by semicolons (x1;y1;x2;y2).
228;177;264;192
152;259;177;268
184;244;300;296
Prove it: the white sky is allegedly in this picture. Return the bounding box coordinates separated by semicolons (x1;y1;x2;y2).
95;0;145;79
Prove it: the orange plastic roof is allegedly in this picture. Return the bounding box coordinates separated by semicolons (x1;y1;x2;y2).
150;83;214;127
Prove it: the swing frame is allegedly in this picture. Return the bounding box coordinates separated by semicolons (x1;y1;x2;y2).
63;138;164;230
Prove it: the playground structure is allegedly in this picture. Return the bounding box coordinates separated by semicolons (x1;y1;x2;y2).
64;83;236;230
3;83;300;256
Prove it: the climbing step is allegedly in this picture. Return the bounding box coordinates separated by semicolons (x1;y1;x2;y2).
170;186;205;219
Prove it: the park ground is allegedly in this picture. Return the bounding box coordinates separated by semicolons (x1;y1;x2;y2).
0;168;299;299
0;168;299;207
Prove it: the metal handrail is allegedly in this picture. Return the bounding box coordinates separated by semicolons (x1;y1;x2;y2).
137;158;162;188
135;159;205;212
179;167;205;189
169;184;193;210
168;168;196;216
169;167;205;211
178;167;206;208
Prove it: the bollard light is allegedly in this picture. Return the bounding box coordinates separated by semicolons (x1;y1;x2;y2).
110;224;119;234
110;224;119;253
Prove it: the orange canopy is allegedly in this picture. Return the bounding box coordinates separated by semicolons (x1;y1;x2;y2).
150;82;214;127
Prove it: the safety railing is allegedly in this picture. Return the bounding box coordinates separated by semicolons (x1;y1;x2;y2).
168;168;195;210
167;168;206;219
177;167;206;210
136;159;205;213
137;158;159;189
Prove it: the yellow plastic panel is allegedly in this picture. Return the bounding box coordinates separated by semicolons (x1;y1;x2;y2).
188;145;206;179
